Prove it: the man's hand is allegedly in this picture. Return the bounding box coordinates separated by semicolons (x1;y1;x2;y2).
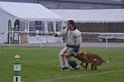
73;45;80;53
54;33;58;37
71;52;77;57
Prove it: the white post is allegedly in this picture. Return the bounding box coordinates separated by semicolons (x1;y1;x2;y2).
105;35;108;49
14;55;21;82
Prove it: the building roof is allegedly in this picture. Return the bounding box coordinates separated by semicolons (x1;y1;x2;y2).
52;9;124;23
0;1;62;21
47;0;122;5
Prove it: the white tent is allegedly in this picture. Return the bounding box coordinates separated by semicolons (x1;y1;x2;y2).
52;9;124;42
52;9;124;23
0;2;63;44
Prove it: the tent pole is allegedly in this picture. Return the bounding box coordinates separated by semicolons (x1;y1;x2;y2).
61;21;63;31
53;21;56;33
27;21;29;34
53;21;56;42
9;33;11;47
45;21;48;43
27;21;29;43
12;27;13;43
40;30;42;48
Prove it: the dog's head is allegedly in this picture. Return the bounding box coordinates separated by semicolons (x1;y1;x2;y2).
71;51;86;55
75;51;89;61
78;51;87;57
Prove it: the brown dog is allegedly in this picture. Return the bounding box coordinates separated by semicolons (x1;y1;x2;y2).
72;51;111;70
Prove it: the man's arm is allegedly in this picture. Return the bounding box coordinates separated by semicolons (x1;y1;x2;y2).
73;33;82;53
54;27;68;37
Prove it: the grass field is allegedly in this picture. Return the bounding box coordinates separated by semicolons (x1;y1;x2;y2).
0;47;124;82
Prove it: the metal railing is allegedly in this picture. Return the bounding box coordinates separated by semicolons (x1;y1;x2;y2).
1;31;124;49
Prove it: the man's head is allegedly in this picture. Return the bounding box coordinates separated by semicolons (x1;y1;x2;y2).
67;20;75;29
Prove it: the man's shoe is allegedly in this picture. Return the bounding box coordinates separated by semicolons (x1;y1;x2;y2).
74;65;80;70
62;67;69;71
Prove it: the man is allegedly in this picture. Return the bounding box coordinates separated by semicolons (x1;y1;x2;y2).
55;20;82;71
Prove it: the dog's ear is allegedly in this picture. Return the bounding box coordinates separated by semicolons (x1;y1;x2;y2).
82;52;89;61
83;52;87;55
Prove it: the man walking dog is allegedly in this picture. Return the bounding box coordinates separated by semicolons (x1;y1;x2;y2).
55;20;82;71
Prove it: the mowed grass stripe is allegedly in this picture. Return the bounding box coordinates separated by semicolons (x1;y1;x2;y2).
36;70;124;82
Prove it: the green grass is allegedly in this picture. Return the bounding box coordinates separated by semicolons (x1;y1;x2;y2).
0;47;124;82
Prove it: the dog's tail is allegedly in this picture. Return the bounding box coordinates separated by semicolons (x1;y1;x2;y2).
105;58;111;64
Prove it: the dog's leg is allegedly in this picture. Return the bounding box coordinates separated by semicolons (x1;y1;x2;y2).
80;62;86;69
92;62;97;70
94;66;97;70
91;63;94;70
91;59;97;70
91;63;97;70
85;63;88;70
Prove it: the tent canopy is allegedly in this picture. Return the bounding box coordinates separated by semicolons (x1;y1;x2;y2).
0;1;62;21
0;2;63;44
52;9;124;23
